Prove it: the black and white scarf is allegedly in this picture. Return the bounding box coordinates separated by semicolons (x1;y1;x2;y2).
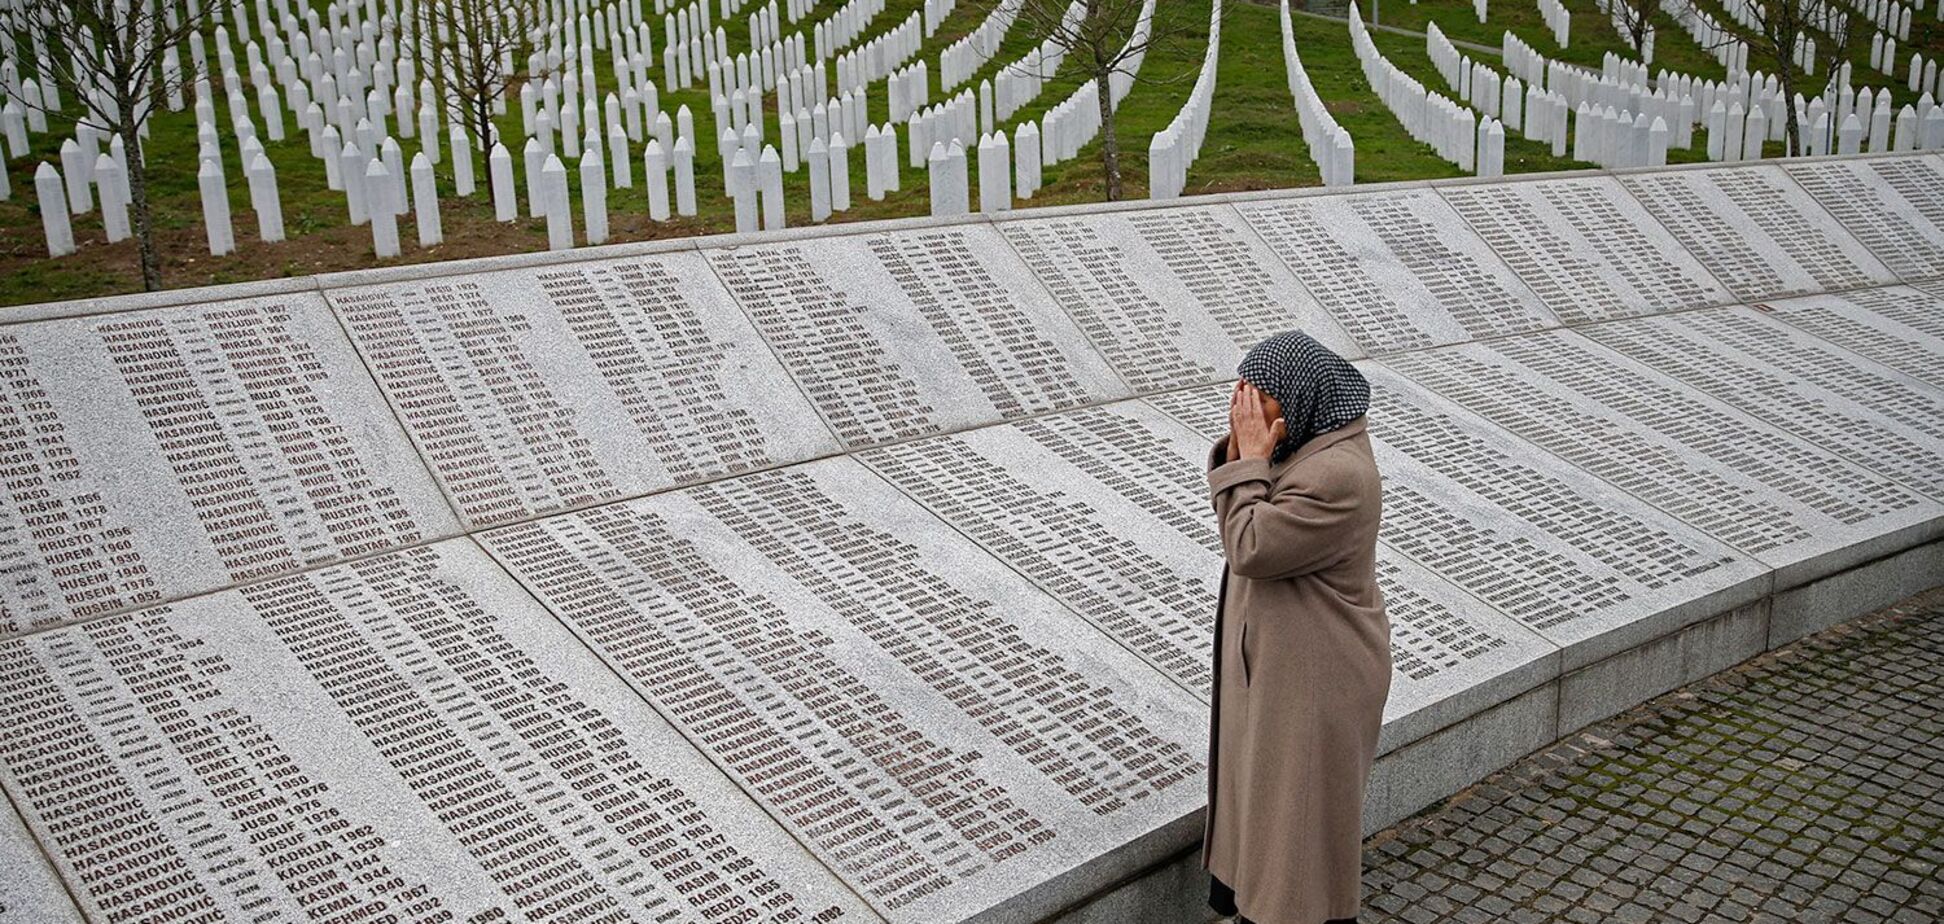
1235;329;1370;465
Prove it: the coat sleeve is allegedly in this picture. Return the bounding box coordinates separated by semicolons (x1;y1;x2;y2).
1207;440;1364;581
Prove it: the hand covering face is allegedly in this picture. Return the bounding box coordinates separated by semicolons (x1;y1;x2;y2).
1235;330;1370;465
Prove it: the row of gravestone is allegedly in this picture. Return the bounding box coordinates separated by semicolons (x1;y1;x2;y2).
0;153;1940;924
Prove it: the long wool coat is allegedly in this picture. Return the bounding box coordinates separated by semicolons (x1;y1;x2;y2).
1200;417;1392;924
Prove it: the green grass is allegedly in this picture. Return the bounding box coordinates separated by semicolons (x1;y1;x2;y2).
1;0;1936;306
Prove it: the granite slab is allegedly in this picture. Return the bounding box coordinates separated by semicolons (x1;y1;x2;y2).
0;293;460;639
1579;305;1944;499
1757;286;1944;389
1620;164;1896;301
0;806;77;924
993;203;1358;392
1147;377;1767;673
1783;156;1944;281
326;252;841;527
1436;175;1734;324
478;456;1209;924
704;224;1127;449
1383;331;1944;590
1236;187;1559;354
0;539;877;923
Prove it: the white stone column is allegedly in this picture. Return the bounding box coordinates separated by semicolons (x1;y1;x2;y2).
646;139;671;219
95;155;131;242
491;142;518;221
673;135;698;214
759;145;785;230
582;150;610;244
451;125;476;196
609;124;632;186
367;159;400;257
807;135;830;221
247;153;284;242
730;148;758;232
199;159;236;256
828;131;850;212
525;138;546;217
36;164;75;256
411;151;441;246
1016;121;1041;199
543;154;574;250
60;140;94;214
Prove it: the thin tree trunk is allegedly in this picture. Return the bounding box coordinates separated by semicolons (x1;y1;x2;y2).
122;121;163;291
1094;63;1122;201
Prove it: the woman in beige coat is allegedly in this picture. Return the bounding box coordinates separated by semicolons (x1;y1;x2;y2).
1200;330;1391;924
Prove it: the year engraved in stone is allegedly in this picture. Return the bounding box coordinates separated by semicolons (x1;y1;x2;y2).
0;335;157;633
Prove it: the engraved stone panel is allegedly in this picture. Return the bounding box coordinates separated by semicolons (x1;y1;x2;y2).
1237;189;1558;353
1763;287;1944;388
707;226;1125;449
0;809;78;924
478;456;1207;923
1384;332;1943;586
0;540;875;923
0;295;459;639
1438;176;1733;323
1147;378;1764;670
1621;165;1895;300
1581;307;1944;498
864;396;1557;749
1784;156;1944;280
996;204;1358;392
329;254;839;527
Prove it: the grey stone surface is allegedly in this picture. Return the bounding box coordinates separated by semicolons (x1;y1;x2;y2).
0;806;77;924
1383;331;1944;590
477;455;1209;924
0;539;877;923
1760;286;1944;388
1620;165;1896;301
1556;600;1769;734
993;203;1358;393
862;397;1560;755
1436;175;1734;324
0;293;460;639
1363;683;1560;835
1147;376;1767;674
1236;188;1559;354
1362;588;1944;924
1784;155;1944;280
327;253;840;527
1770;538;1944;646
1579;305;1944;499
705;224;1126;449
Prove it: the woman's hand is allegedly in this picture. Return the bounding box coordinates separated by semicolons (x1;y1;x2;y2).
1228;380;1285;461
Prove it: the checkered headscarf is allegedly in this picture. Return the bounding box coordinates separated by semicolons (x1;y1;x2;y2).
1236;330;1369;464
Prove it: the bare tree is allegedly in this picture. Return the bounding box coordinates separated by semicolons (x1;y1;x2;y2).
1705;0;1857;156
422;0;529;159
1014;0;1189;200
1601;0;1664;57
11;0;206;290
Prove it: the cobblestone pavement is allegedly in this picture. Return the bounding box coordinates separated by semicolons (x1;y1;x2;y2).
1358;588;1944;924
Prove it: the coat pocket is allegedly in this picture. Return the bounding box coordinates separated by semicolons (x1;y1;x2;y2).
1239;620;1252;688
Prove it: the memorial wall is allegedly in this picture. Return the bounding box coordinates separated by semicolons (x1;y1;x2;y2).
1;152;1941;924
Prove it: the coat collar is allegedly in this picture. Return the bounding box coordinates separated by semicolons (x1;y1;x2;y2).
1269;415;1367;477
